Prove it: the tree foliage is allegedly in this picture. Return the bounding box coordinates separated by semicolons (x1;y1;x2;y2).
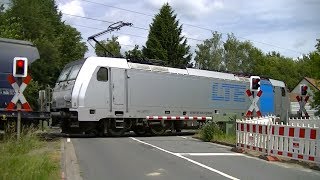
195;31;224;71
195;32;263;74
196;33;319;91
311;39;320;114
143;3;191;68
94;35;122;57
125;45;144;59
0;0;87;109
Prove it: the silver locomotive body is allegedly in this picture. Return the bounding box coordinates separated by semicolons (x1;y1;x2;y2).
51;57;290;136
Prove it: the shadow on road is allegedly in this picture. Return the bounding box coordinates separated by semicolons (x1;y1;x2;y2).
38;129;197;140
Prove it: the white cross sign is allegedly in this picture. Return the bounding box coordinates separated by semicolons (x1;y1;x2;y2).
6;74;32;111
246;89;263;117
296;96;309;118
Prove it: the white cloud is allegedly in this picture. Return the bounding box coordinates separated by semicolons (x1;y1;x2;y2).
58;0;85;16
63;0;319;59
145;0;224;19
118;35;135;52
118;35;133;45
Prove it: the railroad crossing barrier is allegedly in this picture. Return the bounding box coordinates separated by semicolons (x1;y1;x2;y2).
236;116;320;164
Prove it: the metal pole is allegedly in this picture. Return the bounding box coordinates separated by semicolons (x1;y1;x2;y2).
17;77;22;139
17;102;21;139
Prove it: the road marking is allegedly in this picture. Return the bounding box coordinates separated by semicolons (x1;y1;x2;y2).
130;137;240;180
146;172;161;176
181;136;188;139
177;153;245;156
67;138;71;143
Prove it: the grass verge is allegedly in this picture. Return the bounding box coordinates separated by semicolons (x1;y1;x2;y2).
211;133;236;145
0;129;60;180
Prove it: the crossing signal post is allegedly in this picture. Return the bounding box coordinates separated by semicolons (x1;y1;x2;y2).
296;84;309;118
8;57;30;139
246;76;263;117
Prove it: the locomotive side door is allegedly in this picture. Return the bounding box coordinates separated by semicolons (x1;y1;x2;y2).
111;68;126;113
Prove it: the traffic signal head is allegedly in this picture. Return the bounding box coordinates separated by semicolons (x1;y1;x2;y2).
300;84;308;96
13;57;28;77
250;76;261;91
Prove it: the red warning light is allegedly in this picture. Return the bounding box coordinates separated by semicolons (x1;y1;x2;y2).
17;60;24;68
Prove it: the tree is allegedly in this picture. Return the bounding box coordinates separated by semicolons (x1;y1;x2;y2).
125;45;144;59
0;0;87;109
311;39;320;115
195;31;224;71
95;35;122;57
142;3;191;68
223;33;257;73
195;32;260;74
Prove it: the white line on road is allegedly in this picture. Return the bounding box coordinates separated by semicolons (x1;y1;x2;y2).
67;138;71;143
180;136;188;139
130;137;240;180
177;153;245;156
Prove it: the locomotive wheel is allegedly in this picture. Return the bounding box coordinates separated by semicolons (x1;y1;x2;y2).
149;124;166;135
107;119;128;137
132;126;148;136
61;121;70;133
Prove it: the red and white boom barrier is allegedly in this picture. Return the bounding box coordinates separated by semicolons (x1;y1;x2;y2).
146;116;212;121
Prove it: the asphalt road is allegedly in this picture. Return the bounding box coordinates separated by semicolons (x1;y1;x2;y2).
71;135;320;180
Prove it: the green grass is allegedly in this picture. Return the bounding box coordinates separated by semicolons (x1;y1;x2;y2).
211;133;236;145
0;129;60;180
199;121;236;145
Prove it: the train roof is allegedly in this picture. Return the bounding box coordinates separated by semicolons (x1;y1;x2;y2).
0;38;40;72
81;57;246;81
82;56;286;86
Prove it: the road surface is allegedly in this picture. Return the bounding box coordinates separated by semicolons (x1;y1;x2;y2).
71;135;320;180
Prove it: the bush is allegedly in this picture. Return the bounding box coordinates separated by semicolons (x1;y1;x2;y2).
199;121;223;142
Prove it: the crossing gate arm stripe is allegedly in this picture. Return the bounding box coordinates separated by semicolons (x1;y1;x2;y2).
246;89;252;97
22;103;32;111
6;102;15;110
8;74;16;84
23;75;32;84
257;90;263;97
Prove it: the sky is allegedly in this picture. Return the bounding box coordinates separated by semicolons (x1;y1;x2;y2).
56;0;320;59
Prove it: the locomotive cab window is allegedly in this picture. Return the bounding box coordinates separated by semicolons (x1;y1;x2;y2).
281;87;286;96
97;67;108;81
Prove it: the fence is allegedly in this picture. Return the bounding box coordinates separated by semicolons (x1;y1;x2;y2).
288;116;320;127
236;116;320;164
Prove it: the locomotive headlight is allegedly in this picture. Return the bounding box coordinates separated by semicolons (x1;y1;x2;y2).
66;101;72;107
64;94;72;102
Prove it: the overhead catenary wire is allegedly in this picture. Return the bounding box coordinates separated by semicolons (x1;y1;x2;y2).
63;13;205;43
73;24;199;51
71;23;204;45
2;0;305;55
77;0;216;32
75;0;305;55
